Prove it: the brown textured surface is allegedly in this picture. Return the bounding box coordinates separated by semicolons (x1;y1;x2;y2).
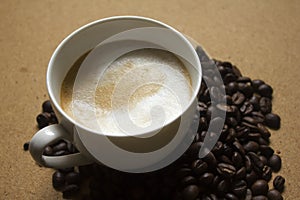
0;0;299;199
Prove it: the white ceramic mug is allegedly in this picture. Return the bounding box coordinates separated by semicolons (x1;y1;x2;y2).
29;16;202;173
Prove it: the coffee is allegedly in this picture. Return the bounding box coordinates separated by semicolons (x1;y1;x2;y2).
61;48;192;134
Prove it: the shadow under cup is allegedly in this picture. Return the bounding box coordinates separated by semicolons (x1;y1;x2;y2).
47;16;201;171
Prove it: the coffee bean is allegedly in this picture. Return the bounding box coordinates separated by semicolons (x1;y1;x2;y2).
273;175;285;192
224;73;237;84
202;152;217;168
198;173;214;185
251;179;268;195
259;97;272;114
232;65;242;77
53;150;67;156
267;189;283;200
249;96;261;110
259;156;268;165
65;172;81;184
191;160;207;176
237;76;251;83
227;82;238;95
260;145;274;158
251;79;265;91
261;165;272;181
44;146;53;155
52;171;65;191
235;167;246;180
243;141;259;153
50;112;58;124
240;102;254;115
245;189;252;200
258;84;273;98
225;193;239;200
243;116;258;125
197;102;208;115
219;155;233;164
52;141;68;152
265;113;281;130
248;152;264;171
212;141;223;157
181;176;197;187
62;184;79;199
217;179;230;196
232;152;243;168
244;155;252;172
42;100;53;113
252;195;268;200
232;180;247;198
257;123;271;139
182;185;199;200
232;92;245;106
23;142;29;151
250;112;265;123
36;112;51;129
217;163;236;178
232;141;245;156
240;84;254;98
268;154;282;172
246;170;257;186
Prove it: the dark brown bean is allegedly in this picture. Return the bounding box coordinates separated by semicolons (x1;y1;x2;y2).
251;179;269;195
235;167;246;180
65;172;80;184
217;163;236;178
232;92;245;106
249;96;261;110
182;185;199;200
258;84;273;98
246;170;257;186
217;180;230;196
268;154;282;172
265;113;281;130
252;195;268;200
259;97;272;114
260;145;274;158
202;152;217;168
52;142;68;152
176;168;192;179
232;180;247;198
273;175;285;192
36;112;51;129
198;173;214;185
257;123;271;139
243;141;259;152
62;184;79;199
52;171;65;191
42;100;53;113
23;142;29;151
261;165;272;181
191;160;207;176
251;79;265;91
225;193;239;200
267;189;283;200
232;152;243;168
240;101;254;115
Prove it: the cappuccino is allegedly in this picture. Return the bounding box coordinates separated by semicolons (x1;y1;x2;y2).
61;48;192;135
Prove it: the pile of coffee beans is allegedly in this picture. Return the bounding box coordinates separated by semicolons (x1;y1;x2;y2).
25;51;285;200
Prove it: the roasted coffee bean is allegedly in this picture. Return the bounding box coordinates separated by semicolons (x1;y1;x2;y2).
267;189;283;200
257;123;271;139
187;142;202;158
243;116;258;125
203;152;217;168
44;146;53;155
265;113;281;130
261;165;272;181
42;100;53;113
36;112;51;128
273;175;285;192
248;152;264;171
240;102;254;115
65;172;81;184
52;141;68;152
191;160;207;176
232;152;243;168
217;179;230;196
258;84;273;98
227;82;238;95
217;163;236;178
62;184;80;199
226;117;238;128
212;175;221;188
245;189;252;200
52;171;65;191
23;142;29;151
198;117;208;132
251;79;265;91
232;65;242;77
197;102;208;115
237;76;251;83
259;156;268;165
232;92;245;106
240;84;253;98
244;155;252;172
235;166;246;180
260;145;274;158
236;126;250;138
250;111;265;123
243;141;259;152
249;96;261;110
224;73;237;84
259;97;272;114
176;168;192;179
198;173;214;185
257;137;269;146
225;193;239;200
251;179;268;195
252;195;268;200
182;185;199;200
246;170;257;186
219;155;233;164
268;154;282;172
232;141;245;156
181;176;197;187
212;141;223;157
53;150;67;156
50;112;58;124
232;180;247;198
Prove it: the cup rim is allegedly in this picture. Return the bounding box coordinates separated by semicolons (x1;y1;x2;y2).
47;15;202;136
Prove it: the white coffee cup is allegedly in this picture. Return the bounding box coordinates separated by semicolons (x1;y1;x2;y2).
29;16;202;173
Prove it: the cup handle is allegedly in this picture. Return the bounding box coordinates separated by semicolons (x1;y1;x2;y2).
29;124;93;168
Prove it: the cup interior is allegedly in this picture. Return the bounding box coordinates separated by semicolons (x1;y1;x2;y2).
47;16;201;133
